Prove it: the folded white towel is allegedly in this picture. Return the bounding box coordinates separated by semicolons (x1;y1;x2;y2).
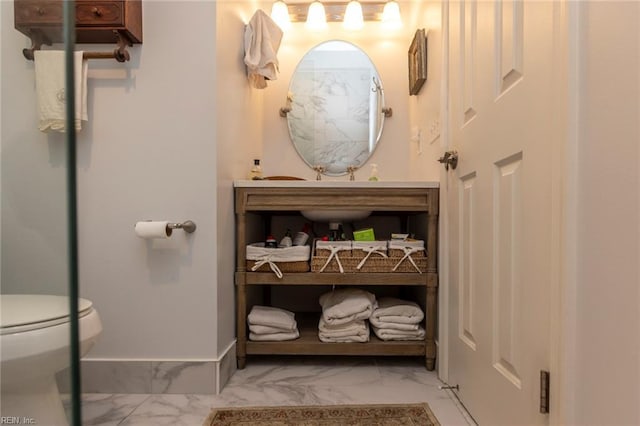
372;325;426;341
34;50;88;132
319;288;377;326
247;306;297;331
244;9;283;89
370;297;424;324
249;329;299;341
369;316;420;331
318;332;369;343
318;317;369;339
249;324;296;335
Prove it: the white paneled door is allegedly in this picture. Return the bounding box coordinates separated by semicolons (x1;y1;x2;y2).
445;1;564;424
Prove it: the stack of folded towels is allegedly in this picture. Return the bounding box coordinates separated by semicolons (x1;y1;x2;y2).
370;297;426;341
318;288;377;343
248;305;299;341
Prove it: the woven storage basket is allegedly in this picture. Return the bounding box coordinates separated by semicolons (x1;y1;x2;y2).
387;255;428;273
388;240;426;258
311;240;353;273
246;243;311;276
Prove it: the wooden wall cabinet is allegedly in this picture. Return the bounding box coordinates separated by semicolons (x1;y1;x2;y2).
14;0;142;45
234;182;439;371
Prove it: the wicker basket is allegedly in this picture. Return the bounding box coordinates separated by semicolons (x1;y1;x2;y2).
388;240;426;258
311;240;353;273
246;243;311;276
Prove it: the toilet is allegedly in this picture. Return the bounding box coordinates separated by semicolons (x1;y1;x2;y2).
0;294;102;425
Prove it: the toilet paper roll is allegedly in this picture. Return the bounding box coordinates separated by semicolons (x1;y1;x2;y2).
135;221;172;239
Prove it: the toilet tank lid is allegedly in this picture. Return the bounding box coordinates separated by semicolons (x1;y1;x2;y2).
0;295;93;328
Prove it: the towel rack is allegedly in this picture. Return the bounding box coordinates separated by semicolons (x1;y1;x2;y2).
22;30;132;63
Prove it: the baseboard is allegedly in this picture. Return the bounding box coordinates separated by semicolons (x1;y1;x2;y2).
57;344;237;395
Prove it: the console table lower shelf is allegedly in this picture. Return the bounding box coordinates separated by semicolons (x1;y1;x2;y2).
238;314;436;371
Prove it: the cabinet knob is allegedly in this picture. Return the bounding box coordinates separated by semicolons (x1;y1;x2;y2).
36;7;45;15
92;7;103;17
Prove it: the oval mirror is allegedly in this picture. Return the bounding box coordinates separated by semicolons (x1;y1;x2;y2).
286;41;386;176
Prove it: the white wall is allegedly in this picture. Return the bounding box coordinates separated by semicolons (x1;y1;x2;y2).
573;1;639;424
1;1;69;296
74;1;220;359
260;1;442;182
215;1;264;351
1;0;269;362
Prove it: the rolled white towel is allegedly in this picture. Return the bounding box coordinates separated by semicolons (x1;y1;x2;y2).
371;325;425;341
248;306;297;331
249;329;299;341
319;288;377;326
318;317;369;339
369;316;420;331
370;297;424;324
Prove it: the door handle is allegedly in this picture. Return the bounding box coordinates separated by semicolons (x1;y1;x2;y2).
438;150;458;170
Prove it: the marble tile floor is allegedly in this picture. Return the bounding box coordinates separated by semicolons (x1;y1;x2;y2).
72;357;475;426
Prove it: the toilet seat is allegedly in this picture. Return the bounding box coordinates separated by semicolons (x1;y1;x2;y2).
0;295;93;335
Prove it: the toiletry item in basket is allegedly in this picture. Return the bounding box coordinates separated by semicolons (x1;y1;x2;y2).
353;228;375;241
293;223;311;246
280;229;293;247
265;235;277;248
248;159;263;180
328;222;346;241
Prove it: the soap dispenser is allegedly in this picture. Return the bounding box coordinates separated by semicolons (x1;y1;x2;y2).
368;164;379;181
248;159;263;180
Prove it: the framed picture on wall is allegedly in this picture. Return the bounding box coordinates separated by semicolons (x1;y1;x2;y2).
408;29;427;96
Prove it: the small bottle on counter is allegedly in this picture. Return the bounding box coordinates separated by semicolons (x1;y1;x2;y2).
293;223;311;246
248;159;263;180
265;235;277;248
280;229;293;247
368;163;379;181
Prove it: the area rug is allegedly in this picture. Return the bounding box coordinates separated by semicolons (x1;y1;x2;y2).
203;403;440;425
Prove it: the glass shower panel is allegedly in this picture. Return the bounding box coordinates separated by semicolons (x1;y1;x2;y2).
1;1;80;424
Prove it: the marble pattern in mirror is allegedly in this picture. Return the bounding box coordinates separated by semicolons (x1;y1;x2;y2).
287;41;385;176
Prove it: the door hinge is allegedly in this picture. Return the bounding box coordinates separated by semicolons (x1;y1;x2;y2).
540;370;550;414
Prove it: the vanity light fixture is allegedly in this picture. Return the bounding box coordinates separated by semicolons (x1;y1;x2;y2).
270;1;402;30
306;1;328;30
343;1;364;30
381;0;402;29
271;0;292;31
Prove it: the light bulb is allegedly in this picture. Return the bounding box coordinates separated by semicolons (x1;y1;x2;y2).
382;0;402;29
306;1;327;30
343;1;364;30
270;1;291;31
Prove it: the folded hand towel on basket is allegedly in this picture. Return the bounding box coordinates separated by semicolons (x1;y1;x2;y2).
318;317;369;339
372;325;426;341
248;306;297;331
249;330;299;341
319;288;377;326
370;297;424;324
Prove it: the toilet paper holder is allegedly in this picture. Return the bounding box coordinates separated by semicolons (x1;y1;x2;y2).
168;220;196;233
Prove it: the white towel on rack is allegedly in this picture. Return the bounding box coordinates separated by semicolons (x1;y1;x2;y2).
243;9;283;89
247;305;297;331
34;51;88;132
